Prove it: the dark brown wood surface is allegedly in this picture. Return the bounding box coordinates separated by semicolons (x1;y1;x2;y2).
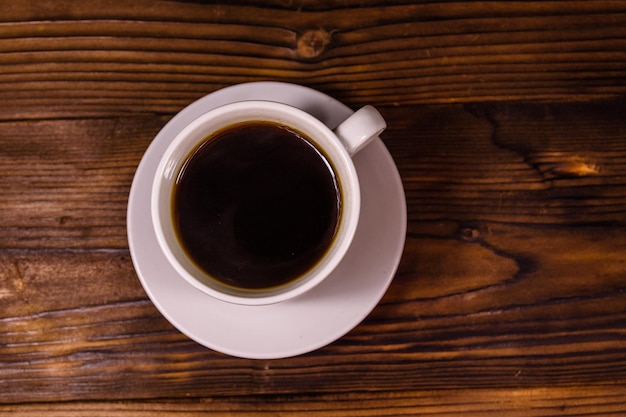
1;1;625;415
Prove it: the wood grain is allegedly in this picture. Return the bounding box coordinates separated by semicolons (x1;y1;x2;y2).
0;116;164;249
2;387;626;417
0;0;625;119
1;1;626;414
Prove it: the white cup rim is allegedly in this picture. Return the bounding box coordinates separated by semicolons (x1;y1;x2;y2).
151;100;361;305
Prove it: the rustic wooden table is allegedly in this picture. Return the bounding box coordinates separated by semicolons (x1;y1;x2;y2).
1;1;625;415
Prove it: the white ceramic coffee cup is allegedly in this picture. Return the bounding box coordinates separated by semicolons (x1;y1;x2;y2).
152;100;386;305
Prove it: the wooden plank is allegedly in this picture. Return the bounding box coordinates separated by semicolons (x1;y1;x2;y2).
0;1;625;118
1;102;624;250
1;387;626;416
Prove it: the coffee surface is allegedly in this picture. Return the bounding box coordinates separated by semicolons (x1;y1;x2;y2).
173;122;340;290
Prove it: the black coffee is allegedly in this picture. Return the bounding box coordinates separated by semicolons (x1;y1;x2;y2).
173;121;341;290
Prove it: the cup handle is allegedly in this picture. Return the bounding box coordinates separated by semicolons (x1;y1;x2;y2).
333;105;387;155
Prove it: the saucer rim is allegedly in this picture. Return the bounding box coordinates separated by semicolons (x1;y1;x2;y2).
127;81;407;359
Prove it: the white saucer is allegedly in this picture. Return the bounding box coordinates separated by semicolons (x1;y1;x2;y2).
127;82;407;359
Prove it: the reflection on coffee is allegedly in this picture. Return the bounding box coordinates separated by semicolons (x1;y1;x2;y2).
173;121;341;290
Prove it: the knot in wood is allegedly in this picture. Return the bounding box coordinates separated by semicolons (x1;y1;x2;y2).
296;29;331;60
460;227;480;241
